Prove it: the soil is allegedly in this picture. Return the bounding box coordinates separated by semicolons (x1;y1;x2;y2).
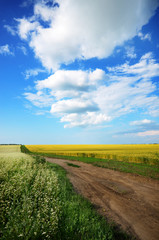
45;157;159;240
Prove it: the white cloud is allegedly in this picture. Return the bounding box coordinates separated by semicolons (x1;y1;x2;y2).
138;32;151;41
36;70;89;91
50;99;99;114
89;69;106;82
61;113;111;128
125;46;137;59
130;119;153;126
4;25;16;36
18;46;27;55
108;52;159;81
17;0;159;70
25;68;46;79
0;44;14;55
34;2;57;22
36;69;104;91
24;91;53;107
17;18;39;40
138;130;159;136
24;53;159;127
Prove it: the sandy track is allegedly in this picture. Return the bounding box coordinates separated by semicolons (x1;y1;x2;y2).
46;157;159;240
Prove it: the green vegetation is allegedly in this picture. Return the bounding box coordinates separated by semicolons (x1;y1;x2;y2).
28;151;159;180
66;162;81;168
20;144;31;153
0;148;61;240
93;161;159;180
1;145;132;239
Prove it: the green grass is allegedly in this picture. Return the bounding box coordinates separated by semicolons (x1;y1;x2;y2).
20;144;31;154
93;161;159;180
1;145;133;239
27;150;159;180
66;162;81;168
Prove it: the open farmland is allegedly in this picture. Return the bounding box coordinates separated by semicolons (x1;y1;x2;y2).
1;145;128;240
26;144;159;165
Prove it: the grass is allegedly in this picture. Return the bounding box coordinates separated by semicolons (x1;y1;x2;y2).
1;145;133;239
66;162;81;168
93;161;159;180
28;151;159;180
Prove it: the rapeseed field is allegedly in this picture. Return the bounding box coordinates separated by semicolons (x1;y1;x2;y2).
26;144;159;165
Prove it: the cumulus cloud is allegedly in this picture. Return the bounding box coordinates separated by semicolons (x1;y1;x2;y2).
17;0;159;70
18;0;159;128
51;99;99;114
0;44;13;55
34;2;57;22
17;18;40;40
24;53;159;127
36;69;105;91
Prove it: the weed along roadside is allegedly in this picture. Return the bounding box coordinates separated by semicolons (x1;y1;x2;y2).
1;145;132;240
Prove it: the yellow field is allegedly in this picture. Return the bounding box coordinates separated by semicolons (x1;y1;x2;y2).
26;144;159;165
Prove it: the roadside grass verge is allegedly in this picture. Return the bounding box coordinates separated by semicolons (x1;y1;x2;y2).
26;149;159;180
93;161;159;180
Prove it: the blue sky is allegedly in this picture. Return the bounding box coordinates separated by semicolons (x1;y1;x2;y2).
0;0;159;144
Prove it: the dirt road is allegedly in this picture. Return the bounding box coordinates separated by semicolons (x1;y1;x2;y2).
46;157;159;240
